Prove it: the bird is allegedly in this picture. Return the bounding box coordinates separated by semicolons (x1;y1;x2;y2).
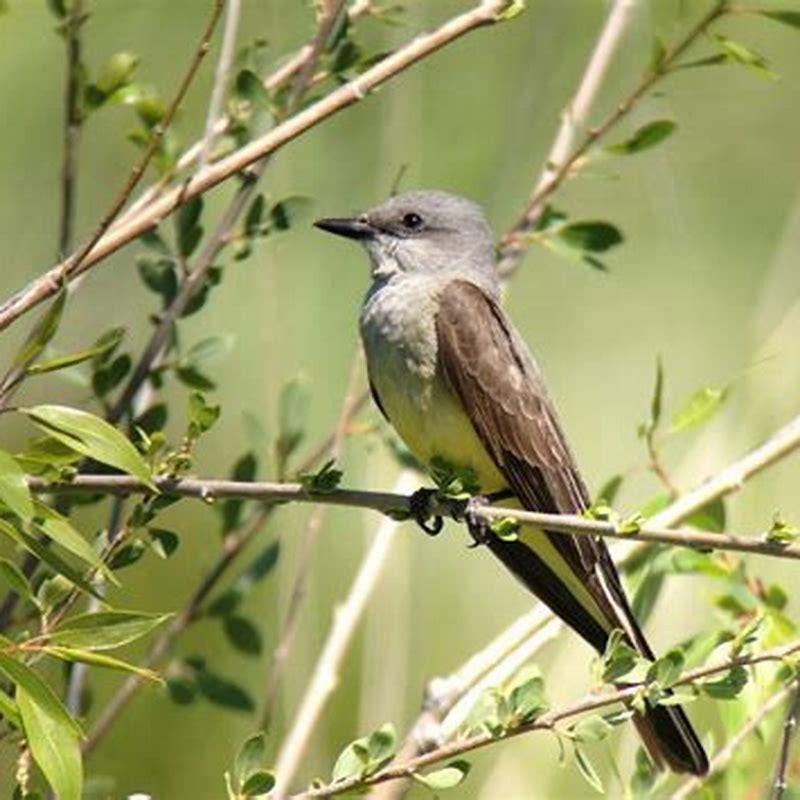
314;189;708;776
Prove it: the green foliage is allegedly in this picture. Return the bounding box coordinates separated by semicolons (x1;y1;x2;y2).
412;760;471;791
331;723;397;782
605;120;676;155
225;732;275;798
429;456;480;499
299;459;343;493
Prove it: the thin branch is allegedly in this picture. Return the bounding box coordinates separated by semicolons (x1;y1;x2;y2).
272;470;419;799
262;357;365;729
670;683;797;800
495;0;728;278
0;0;512;333
27;469;800;563
292;640;800;798
199;0;242;168
59;0;84;258
772;681;800;800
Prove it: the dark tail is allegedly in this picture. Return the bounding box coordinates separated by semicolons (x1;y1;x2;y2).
634;700;709;776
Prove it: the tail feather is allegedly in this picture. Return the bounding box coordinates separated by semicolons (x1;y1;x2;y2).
634;702;709;776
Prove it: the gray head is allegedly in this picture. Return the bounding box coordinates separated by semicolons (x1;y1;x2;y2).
315;190;496;284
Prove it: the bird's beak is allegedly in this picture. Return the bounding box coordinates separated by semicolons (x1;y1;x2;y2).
314;217;374;240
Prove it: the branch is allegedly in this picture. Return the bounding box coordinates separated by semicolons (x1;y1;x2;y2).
670;683;797;800
495;0;728;278
771;681;800;800
198;0;242;168
59;0;84;258
272;470;419;799
292;640;800;798
0;0;513;333
27;469;800;562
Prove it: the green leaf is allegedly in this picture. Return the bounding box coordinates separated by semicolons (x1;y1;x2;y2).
41;646;161;682
183;334;234;367
760;11;800;30
498;0;525;21
595;474;623;506
712;34;776;78
10;289;66;375
606;120;676;155
241;771;276;796
685;497;726;533
47;610;170;651
0;686;20;727
193;662;254;712
0;449;33;521
137;257;178;303
669;386;728;433
766;513;799;545
26;327;125;375
647;649;684;689
332;736;370;782
235;69;271;109
148;528;179;558
17;685;82;800
235;732;266;785
0;558;38;609
223;616;263;656
21;405;153;487
299;459;343;494
367;723;396;767
0;652;83;738
95;52;139;95
574;746;603;793
413;760;472;790
33;500;114;580
508;673;547;723
701;666;748;699
92;354;131;397
490;516;520;542
0;519;102;600
270;196;312;231
649;358;663;433
177;196;204;258
571;715;614;744
558;221;623;253
187;392;220;439
166;676;197;705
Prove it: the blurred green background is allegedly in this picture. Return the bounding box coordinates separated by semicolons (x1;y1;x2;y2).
1;0;800;797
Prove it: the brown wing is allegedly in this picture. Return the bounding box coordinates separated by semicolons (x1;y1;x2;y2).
435;279;643;652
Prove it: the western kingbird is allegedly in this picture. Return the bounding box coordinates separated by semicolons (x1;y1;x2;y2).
315;190;708;776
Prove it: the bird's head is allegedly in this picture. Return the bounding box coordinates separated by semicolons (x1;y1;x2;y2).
315;190;496;283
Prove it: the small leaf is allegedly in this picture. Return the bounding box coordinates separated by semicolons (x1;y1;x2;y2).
490;516;520;542
17;685;82;800
368;723;396;767
574;746;604;793
332;736;370;782
10;289;66;374
41;646;161;682
187;392;220;439
223;616;263;655
701;666;748;699
177;196;204;258
766;513;799;545
235;732;266;785
650;358;663;433
413;760;471;790
235;69;270;108
670;386;728;433
95;52;139;95
47;610;171;651
148;528;179;558
647;649;684;689
26;327;125;375
558;221;623;253
270;196;312;231
595;474;623;506
605;120;676;155
759;11;800;30
241;771;276;796
0;449;33;521
685;497;726;533
571;715;614;744
299;459;343;494
0;558;38;609
194;663;255;711
497;0;525;21
21;405;153;487
712;34;776;78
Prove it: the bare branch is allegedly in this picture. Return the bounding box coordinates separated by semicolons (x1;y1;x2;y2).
772;681;800;800
0;0;512;333
199;0;242;168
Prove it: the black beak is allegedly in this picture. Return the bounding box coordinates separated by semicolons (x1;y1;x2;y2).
314;217;374;240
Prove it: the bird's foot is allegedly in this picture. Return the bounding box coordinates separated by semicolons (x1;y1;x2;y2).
454;495;492;548
409;487;444;537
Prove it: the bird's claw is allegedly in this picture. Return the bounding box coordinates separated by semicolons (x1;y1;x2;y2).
409;488;444;537
455;495;492;548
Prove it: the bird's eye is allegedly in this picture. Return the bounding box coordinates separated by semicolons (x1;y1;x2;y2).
402;212;424;230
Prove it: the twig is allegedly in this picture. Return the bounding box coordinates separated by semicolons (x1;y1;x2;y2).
26;469;800;563
292;640;800;798
670;683;797;800
59;0;84;259
199;0;241;168
262;357;365;728
495;0;728;278
272;470;419;799
0;0;512;333
123;0;375;215
771;681;800;800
